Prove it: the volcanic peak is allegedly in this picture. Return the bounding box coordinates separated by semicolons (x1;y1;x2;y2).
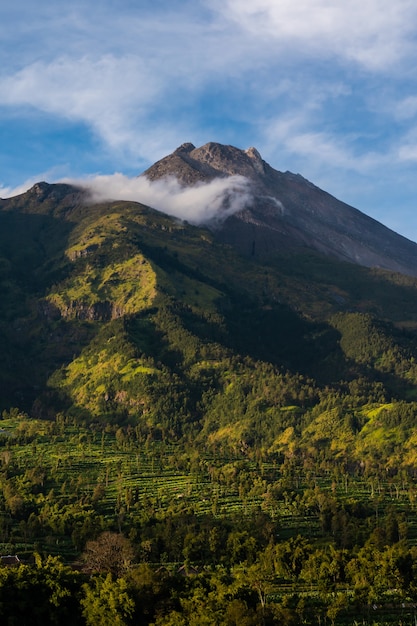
145;142;417;276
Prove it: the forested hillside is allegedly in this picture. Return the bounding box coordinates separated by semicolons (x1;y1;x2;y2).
2;182;417;623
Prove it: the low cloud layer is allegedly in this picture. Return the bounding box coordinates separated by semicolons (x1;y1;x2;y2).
75;173;253;226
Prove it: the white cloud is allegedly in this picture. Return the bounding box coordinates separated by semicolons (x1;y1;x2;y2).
398;143;417;162
255;84;405;180
395;96;417;120
393;123;417;163
0;181;31;198
70;173;254;225
0;55;161;153
214;0;417;71
285;131;386;172
0;166;66;198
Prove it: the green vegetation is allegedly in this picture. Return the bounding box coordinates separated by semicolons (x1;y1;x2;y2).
1;416;417;623
4;184;417;622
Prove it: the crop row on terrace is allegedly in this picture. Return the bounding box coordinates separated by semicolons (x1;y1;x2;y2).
0;417;416;558
2;417;417;624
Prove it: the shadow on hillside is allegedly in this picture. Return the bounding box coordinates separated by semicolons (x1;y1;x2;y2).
0;210;92;412
126;312;184;371
220;298;343;378
187;297;417;398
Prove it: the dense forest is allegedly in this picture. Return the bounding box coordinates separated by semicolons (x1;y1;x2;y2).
2;183;417;623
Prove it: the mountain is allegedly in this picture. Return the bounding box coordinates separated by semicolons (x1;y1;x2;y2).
5;150;417;623
2;144;417;455
145;142;417;276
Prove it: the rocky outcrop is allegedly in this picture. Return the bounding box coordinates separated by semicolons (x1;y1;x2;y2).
66;244;100;261
40;299;125;321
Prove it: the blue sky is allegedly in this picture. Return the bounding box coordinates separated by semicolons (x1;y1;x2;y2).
1;1;417;240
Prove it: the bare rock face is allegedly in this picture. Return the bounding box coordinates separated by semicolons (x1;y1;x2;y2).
144;142;269;183
144;142;417;277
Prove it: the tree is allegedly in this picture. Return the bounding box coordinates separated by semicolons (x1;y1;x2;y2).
82;531;135;577
232;561;274;611
224;599;259;626
274;536;312;581
326;592;349;626
81;573;135;626
0;555;84;625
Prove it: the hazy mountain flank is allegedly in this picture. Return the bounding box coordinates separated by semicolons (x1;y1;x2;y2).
146;142;417;276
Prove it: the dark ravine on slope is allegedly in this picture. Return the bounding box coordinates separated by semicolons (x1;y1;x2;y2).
145;142;417;276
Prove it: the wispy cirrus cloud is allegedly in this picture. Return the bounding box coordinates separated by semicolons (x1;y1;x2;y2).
261;109;390;175
0;55;161;156
394;96;417;121
213;0;417;70
1;0;416;165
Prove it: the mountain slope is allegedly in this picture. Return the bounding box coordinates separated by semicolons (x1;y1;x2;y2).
2;152;417;457
145;142;417;276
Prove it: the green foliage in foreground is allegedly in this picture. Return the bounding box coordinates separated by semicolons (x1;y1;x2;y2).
0;417;417;623
4;550;417;625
